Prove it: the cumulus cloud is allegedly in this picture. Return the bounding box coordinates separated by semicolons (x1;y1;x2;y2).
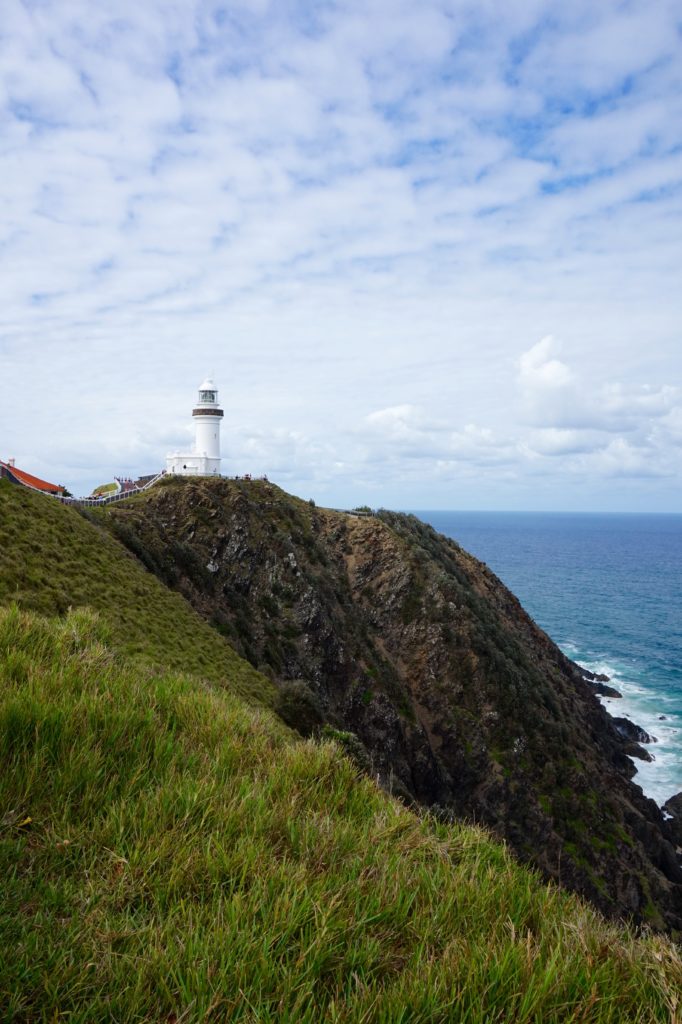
523;428;602;457
363;405;518;474
516;336;681;482
573;438;671;479
519;336;574;391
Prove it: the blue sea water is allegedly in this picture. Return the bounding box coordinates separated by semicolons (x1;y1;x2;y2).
416;511;682;808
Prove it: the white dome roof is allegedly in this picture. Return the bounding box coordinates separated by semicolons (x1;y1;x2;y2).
199;377;216;391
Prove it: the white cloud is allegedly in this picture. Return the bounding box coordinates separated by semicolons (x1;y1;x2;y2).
524;428;601;457
574;438;671;479
514;335;681;484
601;383;678;419
519;336;573;390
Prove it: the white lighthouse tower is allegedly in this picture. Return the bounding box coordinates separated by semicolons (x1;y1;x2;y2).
166;377;224;477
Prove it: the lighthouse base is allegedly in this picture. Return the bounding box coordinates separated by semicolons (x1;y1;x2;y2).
166;453;221;477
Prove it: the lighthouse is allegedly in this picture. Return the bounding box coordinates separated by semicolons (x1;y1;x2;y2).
166;378;224;477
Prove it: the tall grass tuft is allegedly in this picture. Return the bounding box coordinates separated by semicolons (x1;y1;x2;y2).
1;605;680;1022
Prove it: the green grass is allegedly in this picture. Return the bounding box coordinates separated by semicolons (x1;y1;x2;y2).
0;480;274;705
91;482;118;497
1;604;680;1023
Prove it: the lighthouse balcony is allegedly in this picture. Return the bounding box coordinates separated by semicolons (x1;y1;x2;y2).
192;407;224;417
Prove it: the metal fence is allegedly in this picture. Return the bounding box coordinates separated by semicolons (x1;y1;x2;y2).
56;470;168;506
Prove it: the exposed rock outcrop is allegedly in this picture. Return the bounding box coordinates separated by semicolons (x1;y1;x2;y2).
664;793;682;848
580;667;623;699
590;680;623;699
103;477;682;933
612;718;657;746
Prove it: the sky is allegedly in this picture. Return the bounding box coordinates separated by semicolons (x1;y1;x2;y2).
1;0;681;510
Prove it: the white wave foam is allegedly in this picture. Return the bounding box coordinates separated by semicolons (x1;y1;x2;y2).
564;648;682;806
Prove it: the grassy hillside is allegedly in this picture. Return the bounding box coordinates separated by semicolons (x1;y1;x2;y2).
0;479;274;705
1;604;680;1022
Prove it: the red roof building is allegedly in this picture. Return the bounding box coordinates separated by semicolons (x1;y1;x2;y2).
0;459;65;495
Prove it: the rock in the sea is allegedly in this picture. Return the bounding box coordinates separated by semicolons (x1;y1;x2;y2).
612;717;656;745
592;680;623;699
621;742;654;762
580;668;622;697
663;793;682;846
664;792;682;818
581;668;611;682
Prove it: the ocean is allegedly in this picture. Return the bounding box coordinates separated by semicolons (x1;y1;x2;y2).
416;511;682;808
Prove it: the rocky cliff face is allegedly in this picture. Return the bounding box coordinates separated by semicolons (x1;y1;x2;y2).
102;477;682;932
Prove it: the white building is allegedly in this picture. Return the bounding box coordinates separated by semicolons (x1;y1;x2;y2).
166;378;224;477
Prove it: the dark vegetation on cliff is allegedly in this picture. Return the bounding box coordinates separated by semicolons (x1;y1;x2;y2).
2;476;682;1018
91;476;682;935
